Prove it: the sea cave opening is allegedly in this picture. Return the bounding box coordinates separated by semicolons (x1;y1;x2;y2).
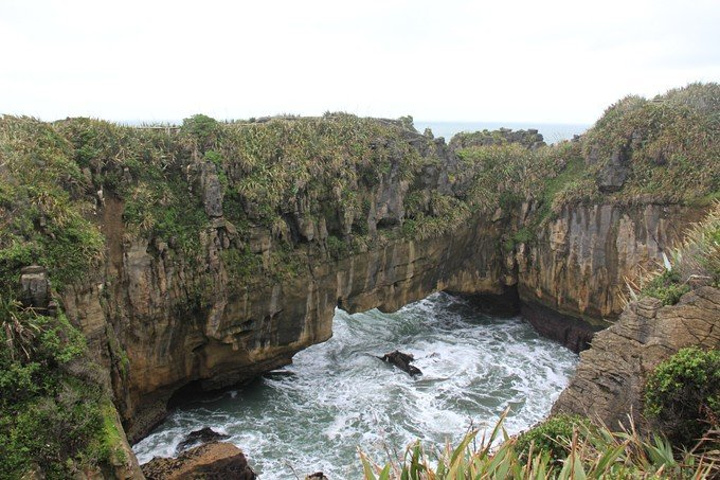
134;291;579;478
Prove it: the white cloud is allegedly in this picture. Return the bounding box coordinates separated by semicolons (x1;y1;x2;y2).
1;0;718;123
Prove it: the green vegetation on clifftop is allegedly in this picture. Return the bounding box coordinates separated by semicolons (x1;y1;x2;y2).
0;82;718;477
645;347;720;447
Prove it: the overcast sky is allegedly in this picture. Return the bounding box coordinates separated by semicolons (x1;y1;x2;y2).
1;0;718;124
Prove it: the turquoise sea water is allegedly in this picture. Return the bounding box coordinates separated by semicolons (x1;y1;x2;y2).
133;293;578;479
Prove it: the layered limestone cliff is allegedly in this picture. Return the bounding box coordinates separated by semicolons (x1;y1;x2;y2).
63;205;505;442
512;203;706;351
1;83;717;477
552;286;720;428
9;113;709;443
64;194;704;440
44;117;510;442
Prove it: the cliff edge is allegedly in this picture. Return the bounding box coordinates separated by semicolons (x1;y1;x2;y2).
0;83;718;478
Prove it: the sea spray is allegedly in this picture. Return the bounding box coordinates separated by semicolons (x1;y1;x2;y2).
133;292;578;478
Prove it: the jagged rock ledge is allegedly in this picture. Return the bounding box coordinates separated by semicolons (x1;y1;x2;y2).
141;442;256;480
552;286;720;429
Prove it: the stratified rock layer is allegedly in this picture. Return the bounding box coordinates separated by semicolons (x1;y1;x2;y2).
518;204;702;321
64;203;505;442
61;191;705;441
552;286;720;428
34;116;706;445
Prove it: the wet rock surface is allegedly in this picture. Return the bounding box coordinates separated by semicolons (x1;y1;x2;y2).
176;427;229;453
520;301;602;353
306;472;329;480
379;350;423;376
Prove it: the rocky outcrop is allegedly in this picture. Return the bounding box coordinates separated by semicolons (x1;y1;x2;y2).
62;198;505;442
379;350;422;376
60;187;706;442
512;203;706;347
20;265;54;313
176;428;229;453
552;286;720;429
520;301;597;353
141;442;255;480
589;145;631;193
449;128;546;150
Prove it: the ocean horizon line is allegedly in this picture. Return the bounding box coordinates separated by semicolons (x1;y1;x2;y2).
415;120;592;143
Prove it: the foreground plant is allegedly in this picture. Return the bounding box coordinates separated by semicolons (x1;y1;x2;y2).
359;412;718;479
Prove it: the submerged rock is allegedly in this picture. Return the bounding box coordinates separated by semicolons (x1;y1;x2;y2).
380;350;422;376
142;442;255;480
176;427;229;453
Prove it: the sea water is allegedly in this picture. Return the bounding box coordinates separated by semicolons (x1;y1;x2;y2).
414;121;590;144
133;292;578;479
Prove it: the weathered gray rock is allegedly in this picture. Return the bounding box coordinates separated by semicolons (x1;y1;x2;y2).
20;265;50;310
60;196;706;440
64;202;506;442
177;427;229;453
521;301;602;353
200;162;224;218
596;146;630;193
552;287;720;429
518;204;705;323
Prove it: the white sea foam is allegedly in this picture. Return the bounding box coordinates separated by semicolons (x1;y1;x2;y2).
133;292;578;478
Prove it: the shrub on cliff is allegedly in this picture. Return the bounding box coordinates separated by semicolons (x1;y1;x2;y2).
641;270;691;305
181;113;221;153
0;117;105;293
644;347;720;448
514;414;588;465
0;301;113;479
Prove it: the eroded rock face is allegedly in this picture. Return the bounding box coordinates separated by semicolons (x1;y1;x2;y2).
177;427;229;453
62;199;505;442
594;146;631;193
517;204;704;328
20;265;51;310
53;121;706;446
552;287;720;429
60;196;707;442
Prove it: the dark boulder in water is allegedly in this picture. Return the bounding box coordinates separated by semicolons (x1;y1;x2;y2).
306;472;329;479
379;350;422;377
176;427;229;453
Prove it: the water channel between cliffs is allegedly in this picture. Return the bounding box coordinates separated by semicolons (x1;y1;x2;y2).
133;292;578;479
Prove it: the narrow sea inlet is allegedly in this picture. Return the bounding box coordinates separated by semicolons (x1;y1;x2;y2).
133;293;578;478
